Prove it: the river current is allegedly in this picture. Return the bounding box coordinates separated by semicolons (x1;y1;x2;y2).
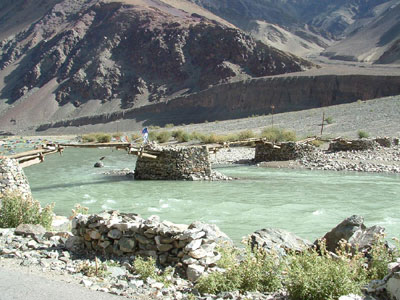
24;148;400;244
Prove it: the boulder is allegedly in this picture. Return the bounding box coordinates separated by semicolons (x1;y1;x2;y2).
387;272;400;300
318;215;385;253
186;264;205;282
188;221;232;245
94;161;104;168
15;224;46;237
248;228;312;255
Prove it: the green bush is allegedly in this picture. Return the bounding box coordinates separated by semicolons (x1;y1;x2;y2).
164;123;175;128
368;235;400;280
196;246;283;294
0;192;54;229
325;116;334;124
238;130;255;140
82;133;111;143
82;133;97;143
172;130;192;143
133;256;173;285
310;140;324;147
358;130;369;139
190;131;205;142
286;240;368;300
95;133;111;143
156;131;171;143
261;127;297;143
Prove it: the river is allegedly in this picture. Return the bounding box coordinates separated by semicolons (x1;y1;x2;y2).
23;147;400;244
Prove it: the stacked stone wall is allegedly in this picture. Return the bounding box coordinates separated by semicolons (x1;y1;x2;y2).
328;139;379;152
0;158;32;198
254;142;314;162
72;211;230;281
134;144;227;180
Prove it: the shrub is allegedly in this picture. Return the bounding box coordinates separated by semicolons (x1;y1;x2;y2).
238;130;255;140
133;256;173;285
190;131;205;142
95;133;111;143
164;123;174;128
82;133;97;143
112;132;122;139
261;127;297;143
285;240;368;300
196;246;283;294
70;203;89;220
172;130;191;143
310;140;324;147
76;257;108;278
325;116;334;124
368;235;400;280
0;192;54;229
358;130;369;139
156;131;171;143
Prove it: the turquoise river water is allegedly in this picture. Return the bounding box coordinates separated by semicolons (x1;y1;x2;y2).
24;148;400;244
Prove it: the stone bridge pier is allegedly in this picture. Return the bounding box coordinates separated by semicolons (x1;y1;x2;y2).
134;144;229;181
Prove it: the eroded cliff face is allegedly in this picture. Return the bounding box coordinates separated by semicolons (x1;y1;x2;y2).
36;74;400;131
0;0;312;111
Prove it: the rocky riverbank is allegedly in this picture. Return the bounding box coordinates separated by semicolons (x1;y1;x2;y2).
0;215;399;300
210;141;400;174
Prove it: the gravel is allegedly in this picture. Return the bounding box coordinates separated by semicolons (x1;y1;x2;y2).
174;95;400;140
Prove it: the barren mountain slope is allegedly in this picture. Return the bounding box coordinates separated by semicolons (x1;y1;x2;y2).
322;2;400;63
0;0;313;131
188;0;400;62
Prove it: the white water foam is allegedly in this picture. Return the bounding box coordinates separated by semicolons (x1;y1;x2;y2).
148;207;161;212
312;209;324;216
83;199;97;204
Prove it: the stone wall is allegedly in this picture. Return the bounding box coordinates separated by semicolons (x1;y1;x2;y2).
328;139;378;152
134;144;229;181
72;211;231;281
254;141;314;162
328;137;400;152
0;158;32;198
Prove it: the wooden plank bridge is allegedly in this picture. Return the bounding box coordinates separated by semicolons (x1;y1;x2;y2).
1;137;318;168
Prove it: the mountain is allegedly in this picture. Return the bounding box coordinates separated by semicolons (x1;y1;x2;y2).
187;0;400;62
322;1;400;63
1;0;400;134
0;0;313;130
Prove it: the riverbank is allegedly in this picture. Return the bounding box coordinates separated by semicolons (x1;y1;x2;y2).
0;214;399;300
210;143;400;174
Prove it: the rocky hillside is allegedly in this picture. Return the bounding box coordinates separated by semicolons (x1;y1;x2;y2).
322;2;400;63
0;0;314;131
188;0;400;63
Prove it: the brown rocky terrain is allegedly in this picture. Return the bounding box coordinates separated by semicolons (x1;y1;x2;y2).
0;0;400;135
188;0;400;62
0;0;313;132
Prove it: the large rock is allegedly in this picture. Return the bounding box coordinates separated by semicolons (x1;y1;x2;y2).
188;221;233;245
15;224;46;237
318;215;385;252
248;228;312;255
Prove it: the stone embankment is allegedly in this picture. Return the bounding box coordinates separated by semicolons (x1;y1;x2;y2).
0;158;32;199
0;215;399;300
72;211;231;282
211;138;400;174
300;138;400;173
